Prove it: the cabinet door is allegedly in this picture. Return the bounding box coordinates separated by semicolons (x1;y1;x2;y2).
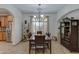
0;16;5;27
0;32;6;41
71;20;78;51
0;16;8;27
0;32;3;40
78;21;79;51
4;16;8;27
2;32;6;41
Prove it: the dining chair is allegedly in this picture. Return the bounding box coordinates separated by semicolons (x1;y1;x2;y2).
29;35;51;54
45;32;51;48
35;35;45;54
37;31;42;34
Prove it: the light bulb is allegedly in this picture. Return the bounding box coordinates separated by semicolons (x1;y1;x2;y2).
34;15;36;18
40;15;44;17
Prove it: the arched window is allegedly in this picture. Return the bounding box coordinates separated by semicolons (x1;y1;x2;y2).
30;16;49;35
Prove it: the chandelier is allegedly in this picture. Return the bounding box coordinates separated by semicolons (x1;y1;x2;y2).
34;4;44;20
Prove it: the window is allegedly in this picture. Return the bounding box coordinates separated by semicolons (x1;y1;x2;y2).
30;16;48;35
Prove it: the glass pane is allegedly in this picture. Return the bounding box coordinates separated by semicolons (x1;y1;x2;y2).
44;17;48;21
35;18;39;21
39;22;43;32
40;17;44;21
36;22;40;33
32;18;36;21
31;16;48;35
36;22;39;27
43;22;48;34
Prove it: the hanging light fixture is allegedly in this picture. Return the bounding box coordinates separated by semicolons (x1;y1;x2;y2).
33;4;44;19
38;4;44;17
37;4;44;20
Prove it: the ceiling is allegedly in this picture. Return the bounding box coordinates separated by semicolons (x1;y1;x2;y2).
0;4;66;15
0;8;11;15
13;4;66;14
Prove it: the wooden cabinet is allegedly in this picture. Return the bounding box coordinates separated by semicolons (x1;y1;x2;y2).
0;16;12;41
70;20;78;51
60;17;79;52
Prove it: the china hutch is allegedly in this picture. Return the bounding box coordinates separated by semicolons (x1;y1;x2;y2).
60;17;79;52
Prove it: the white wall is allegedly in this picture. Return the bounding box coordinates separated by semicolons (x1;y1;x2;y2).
64;9;79;19
23;13;58;36
0;4;22;45
57;4;79;21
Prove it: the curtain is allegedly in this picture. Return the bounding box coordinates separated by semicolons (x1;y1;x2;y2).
30;16;49;35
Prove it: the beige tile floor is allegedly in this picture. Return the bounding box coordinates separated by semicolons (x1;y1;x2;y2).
0;40;75;54
0;41;29;54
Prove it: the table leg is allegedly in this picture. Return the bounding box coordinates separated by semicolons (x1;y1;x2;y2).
29;41;31;54
50;40;51;54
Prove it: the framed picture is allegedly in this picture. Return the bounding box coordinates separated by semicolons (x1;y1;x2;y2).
25;20;27;24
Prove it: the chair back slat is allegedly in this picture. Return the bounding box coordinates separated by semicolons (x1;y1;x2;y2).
37;31;42;34
35;35;45;45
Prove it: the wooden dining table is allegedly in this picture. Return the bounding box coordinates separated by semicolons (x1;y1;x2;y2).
28;35;52;54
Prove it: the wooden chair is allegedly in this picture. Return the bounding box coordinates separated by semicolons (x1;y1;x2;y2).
29;33;35;54
45;32;51;48
28;32;32;38
29;35;51;54
35;35;45;53
37;31;42;34
29;40;35;54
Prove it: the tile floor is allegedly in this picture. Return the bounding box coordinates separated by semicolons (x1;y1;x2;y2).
0;40;76;54
0;41;29;54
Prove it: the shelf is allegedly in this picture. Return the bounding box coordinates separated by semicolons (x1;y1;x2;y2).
64;22;70;23
60;19;71;50
64;30;69;32
60;18;79;52
63;40;70;49
64;34;68;36
64;38;70;42
64;26;70;27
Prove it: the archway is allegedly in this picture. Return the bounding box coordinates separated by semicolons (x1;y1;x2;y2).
56;5;79;43
58;9;79;21
0;8;14;42
57;5;79;21
0;5;22;45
